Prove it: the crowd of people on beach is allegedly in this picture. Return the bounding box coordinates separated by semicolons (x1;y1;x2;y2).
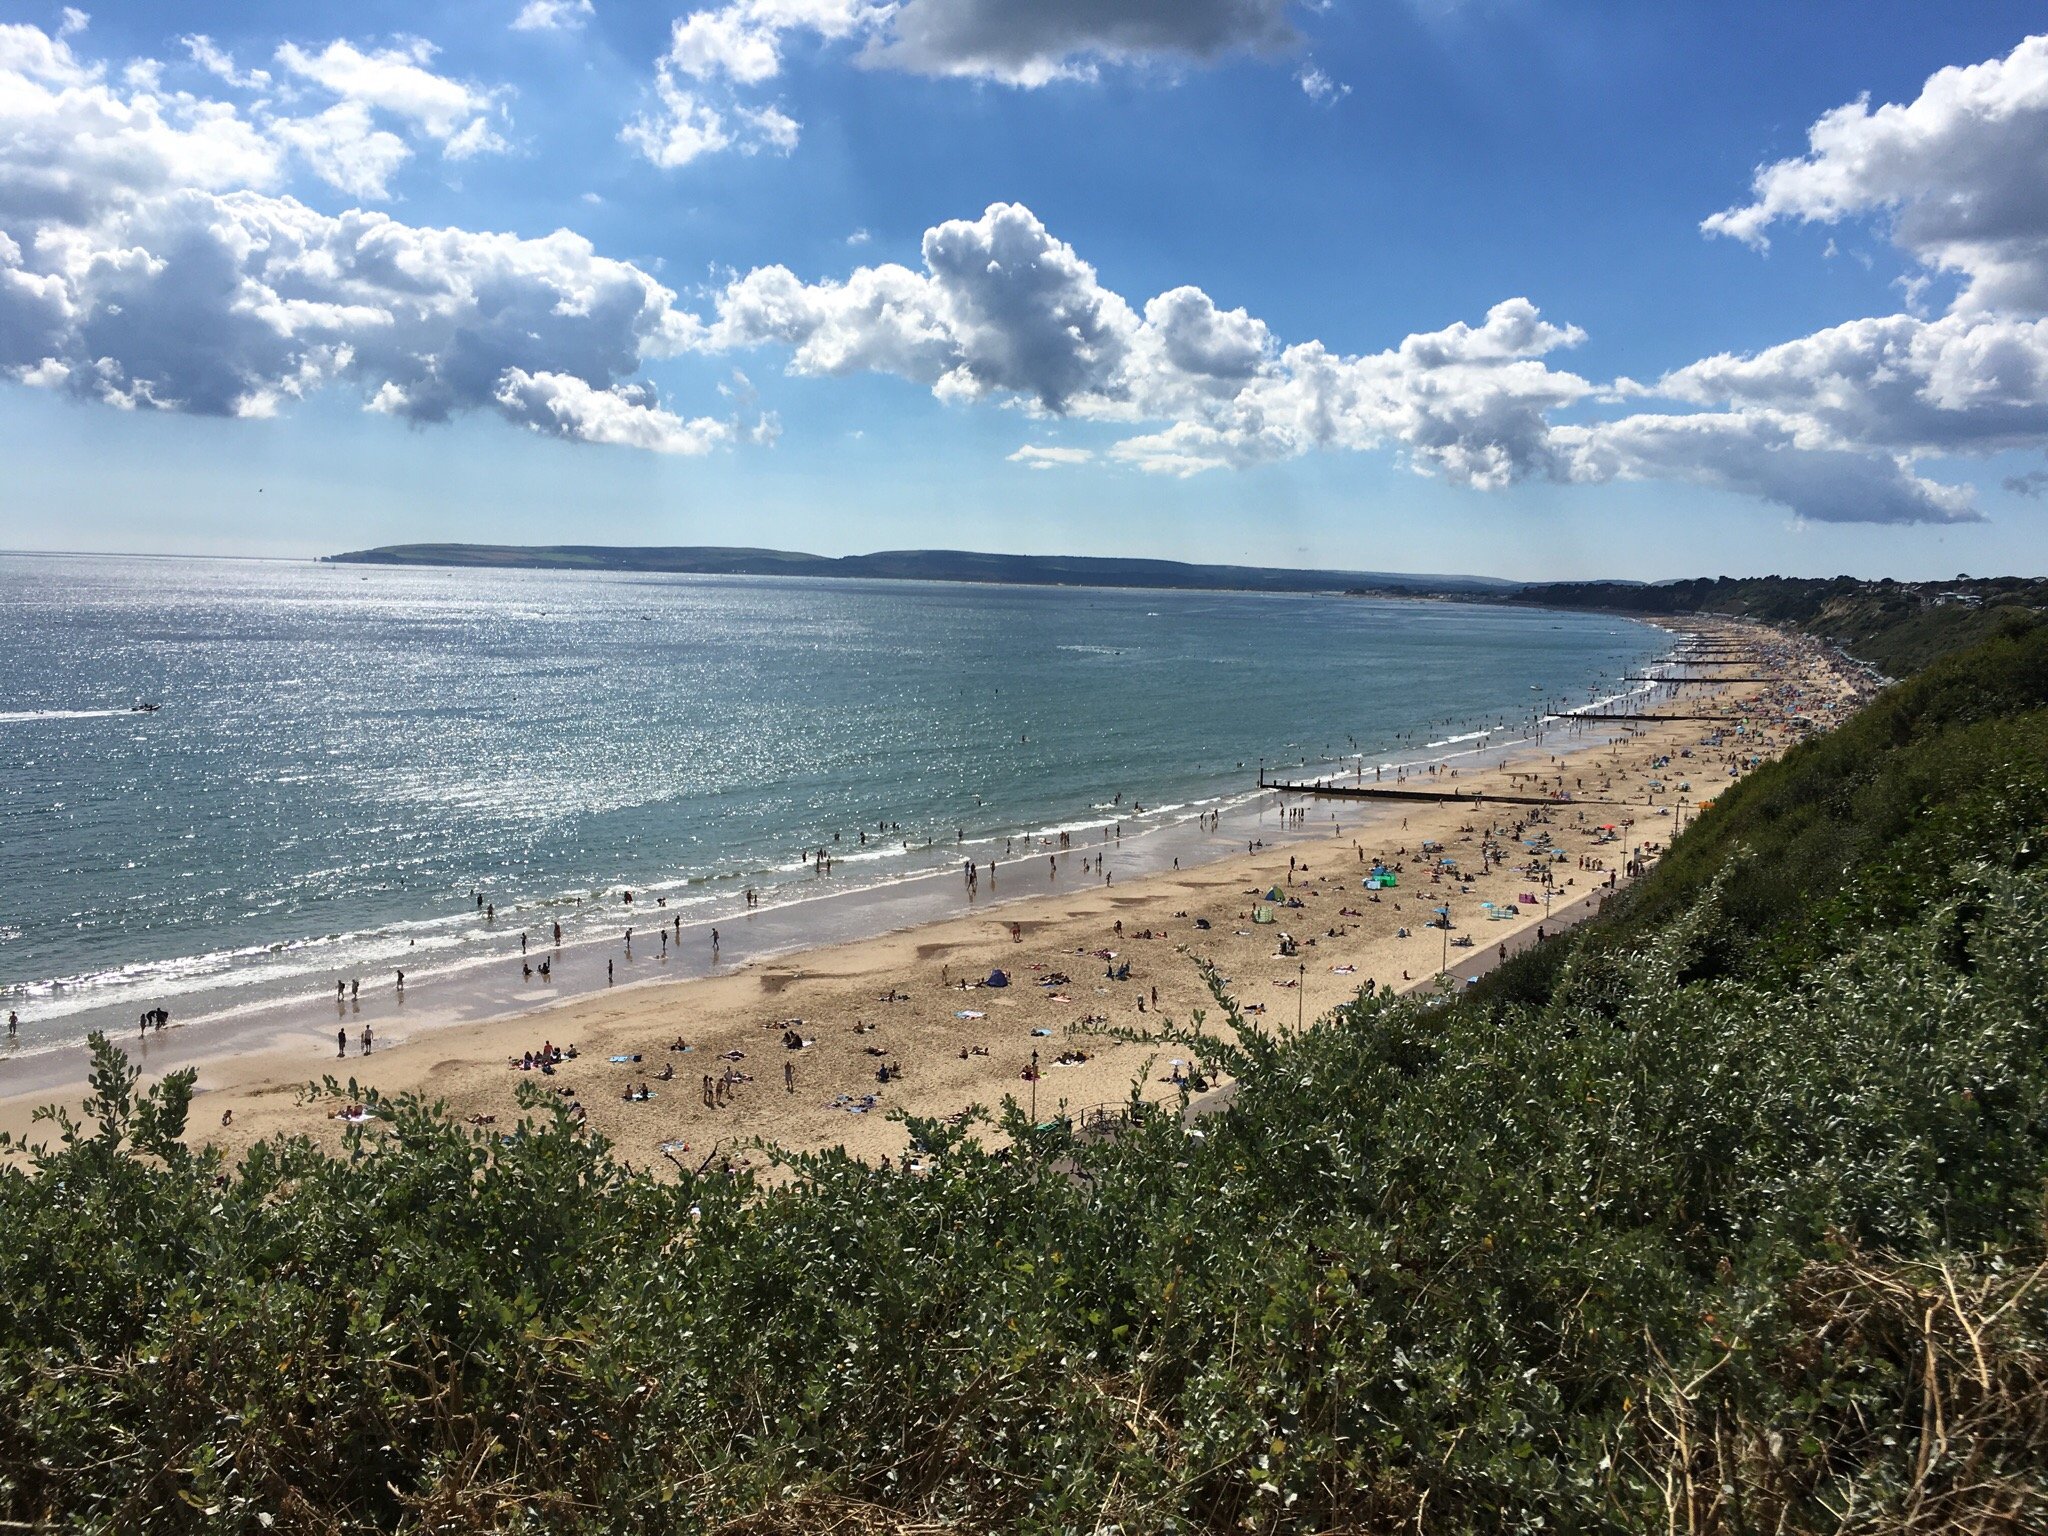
60;621;1857;1172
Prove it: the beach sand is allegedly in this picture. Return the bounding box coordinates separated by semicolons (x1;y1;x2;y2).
0;621;1866;1171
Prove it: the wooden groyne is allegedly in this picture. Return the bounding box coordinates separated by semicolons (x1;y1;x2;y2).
1552;712;1744;723
1260;781;1626;807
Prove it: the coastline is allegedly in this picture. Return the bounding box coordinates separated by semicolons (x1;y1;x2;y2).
0;618;1863;1167
0;568;1669;1058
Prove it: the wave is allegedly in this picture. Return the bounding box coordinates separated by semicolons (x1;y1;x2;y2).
0;707;138;723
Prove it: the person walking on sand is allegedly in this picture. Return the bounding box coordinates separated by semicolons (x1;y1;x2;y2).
361;1024;373;1056
608;959;614;985
337;1027;347;1059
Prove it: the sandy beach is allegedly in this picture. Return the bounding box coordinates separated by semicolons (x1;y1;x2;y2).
0;620;1866;1170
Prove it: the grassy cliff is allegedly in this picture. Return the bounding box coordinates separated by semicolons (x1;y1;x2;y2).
1515;574;2048;677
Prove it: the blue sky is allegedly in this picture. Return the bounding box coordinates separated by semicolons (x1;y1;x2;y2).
4;1;2048;579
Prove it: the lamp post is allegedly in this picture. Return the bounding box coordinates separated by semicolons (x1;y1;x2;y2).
1297;962;1305;1029
1029;1050;1039;1125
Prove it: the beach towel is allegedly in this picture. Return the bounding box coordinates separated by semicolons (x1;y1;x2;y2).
956;1009;986;1019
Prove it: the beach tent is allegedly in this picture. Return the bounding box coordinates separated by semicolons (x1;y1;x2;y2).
1265;887;1284;901
984;969;1010;988
1252;906;1276;924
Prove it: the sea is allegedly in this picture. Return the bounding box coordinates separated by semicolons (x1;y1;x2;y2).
0;553;1669;1066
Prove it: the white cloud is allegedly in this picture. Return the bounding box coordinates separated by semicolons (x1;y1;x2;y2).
621;41;807;166
622;74;736;166
168;31;514;197
496;368;733;452
276;39;483;137
1297;62;1348;102
0;22;739;460
267;103;412;199
58;8;88;39
274;38;507;167
1555;412;1976;526
845;227;870;245
182;34;271;89
1009;442;1092;467
1660;311;2048;460
691;201;1991;522
1704;32;2048;313
512;0;596;33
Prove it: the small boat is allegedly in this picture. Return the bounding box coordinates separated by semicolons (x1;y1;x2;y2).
130;701;161;713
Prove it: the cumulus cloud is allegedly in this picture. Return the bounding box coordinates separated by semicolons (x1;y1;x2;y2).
628;0;1308;166
495;369;734;452
1704;33;2048;313
688;201;1987;522
1555;413;1977;525
0;22;742;458
1660;311;2048;459
513;0;596;32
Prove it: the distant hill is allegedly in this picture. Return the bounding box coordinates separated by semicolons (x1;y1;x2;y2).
323;543;1519;596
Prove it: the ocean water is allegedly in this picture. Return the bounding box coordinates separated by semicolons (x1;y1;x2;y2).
0;553;1666;1052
